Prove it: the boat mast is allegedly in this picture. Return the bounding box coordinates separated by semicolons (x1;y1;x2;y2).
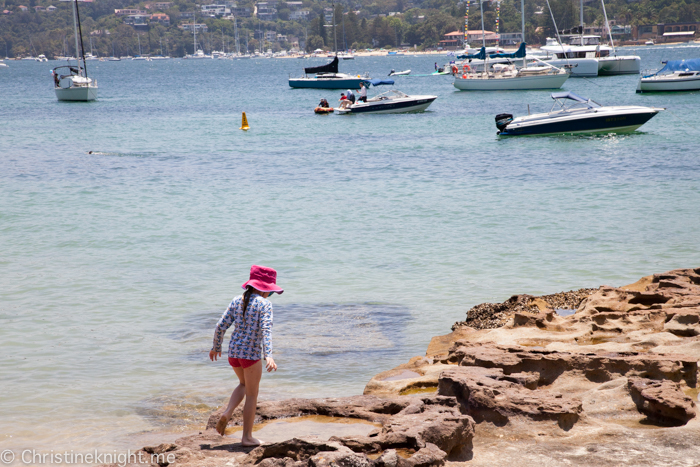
73;0;88;77
333;3;337;54
579;0;584;44
479;0;486;49
600;0;616;56
70;0;80;63
521;0;525;68
193;9;197;53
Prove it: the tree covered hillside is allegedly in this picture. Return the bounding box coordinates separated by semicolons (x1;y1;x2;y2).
1;0;700;58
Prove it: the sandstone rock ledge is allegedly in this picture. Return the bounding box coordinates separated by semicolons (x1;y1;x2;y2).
112;269;700;467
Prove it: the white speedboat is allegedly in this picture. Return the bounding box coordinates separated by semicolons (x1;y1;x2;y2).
336;80;436;114
52;0;97;101
637;58;700;93
36;54;48;62
336;90;436;114
495;92;663;136
389;69;411;76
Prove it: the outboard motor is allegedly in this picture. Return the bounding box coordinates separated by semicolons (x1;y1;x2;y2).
495;113;513;132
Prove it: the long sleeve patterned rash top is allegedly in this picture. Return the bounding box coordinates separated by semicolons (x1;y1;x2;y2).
212;293;273;360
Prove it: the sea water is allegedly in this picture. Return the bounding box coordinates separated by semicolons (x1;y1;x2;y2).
2;45;700;454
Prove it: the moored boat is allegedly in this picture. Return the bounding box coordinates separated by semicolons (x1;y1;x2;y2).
289;56;369;89
52;0;97;101
336;80;436;114
495;91;663;136
637;58;700;93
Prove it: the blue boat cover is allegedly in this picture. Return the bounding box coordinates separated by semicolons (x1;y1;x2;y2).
653;58;700;76
364;79;395;86
489;42;527;59
457;47;486;60
551;91;589;103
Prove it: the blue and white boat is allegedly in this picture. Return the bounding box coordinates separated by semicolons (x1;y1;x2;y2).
495;92;663;136
336;79;436;114
637;58;700;93
289;56;369;89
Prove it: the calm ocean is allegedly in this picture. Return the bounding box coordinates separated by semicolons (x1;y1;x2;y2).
2;46;700;453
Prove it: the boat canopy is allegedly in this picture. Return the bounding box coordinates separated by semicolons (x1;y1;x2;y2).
364;78;395;87
551;91;589;103
457;47;486;60
655;58;700;75
489;43;526;59
305;56;339;74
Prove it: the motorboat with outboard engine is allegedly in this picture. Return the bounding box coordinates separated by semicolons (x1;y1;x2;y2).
495;91;663;136
637;58;700;93
336;79;436;114
389;69;411;76
289;56;369;89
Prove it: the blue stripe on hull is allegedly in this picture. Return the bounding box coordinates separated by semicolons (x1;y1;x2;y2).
500;112;657;136
289;79;364;89
349;98;436;113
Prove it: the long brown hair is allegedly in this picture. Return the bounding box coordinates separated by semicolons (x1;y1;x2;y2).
241;286;255;324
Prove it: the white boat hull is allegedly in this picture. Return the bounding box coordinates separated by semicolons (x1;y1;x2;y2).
453;72;569;91
598;56;640;75
538;58;598;77
55;85;98;101
637;74;700;92
337;95;437;114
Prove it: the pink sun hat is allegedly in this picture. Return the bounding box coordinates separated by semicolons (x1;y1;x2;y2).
241;265;284;294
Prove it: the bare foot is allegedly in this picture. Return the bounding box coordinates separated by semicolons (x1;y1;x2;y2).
241;436;262;446
216;414;229;436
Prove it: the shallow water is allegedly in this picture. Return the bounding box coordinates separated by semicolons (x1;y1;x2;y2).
2;45;700;453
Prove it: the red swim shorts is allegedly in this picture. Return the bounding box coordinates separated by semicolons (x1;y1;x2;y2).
228;357;259;369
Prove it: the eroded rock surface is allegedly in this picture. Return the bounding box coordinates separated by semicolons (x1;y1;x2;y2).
116;269;700;466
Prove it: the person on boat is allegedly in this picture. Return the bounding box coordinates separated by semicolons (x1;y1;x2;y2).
346;89;356;104
338;93;351;109
359;82;367;103
434;62;438;70
318;98;330;108
210;265;282;445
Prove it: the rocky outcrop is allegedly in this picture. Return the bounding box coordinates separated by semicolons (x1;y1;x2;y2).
438;366;582;429
627;377;696;425
117;269;700;467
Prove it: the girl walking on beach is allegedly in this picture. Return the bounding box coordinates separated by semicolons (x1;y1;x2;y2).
209;265;282;445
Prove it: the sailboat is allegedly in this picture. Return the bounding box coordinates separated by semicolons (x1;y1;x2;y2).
453;0;569;91
184;10;212;59
151;39;170;59
52;0;97;101
132;35;151;60
108;41;120;60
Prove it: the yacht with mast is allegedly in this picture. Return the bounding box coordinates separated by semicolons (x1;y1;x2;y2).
453;0;568;91
52;0;97;101
539;0;639;76
184;10;212;59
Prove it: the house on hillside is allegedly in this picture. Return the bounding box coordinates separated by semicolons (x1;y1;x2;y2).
464;30;499;46
46;5;57;12
289;9;309;21
18;5;28;11
438;31;464;49
33;6;45;12
115;9;147;16
179;23;208;32
257;2;277;20
150;13;170;25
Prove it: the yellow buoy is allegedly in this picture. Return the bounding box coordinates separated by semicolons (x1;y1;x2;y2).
240;112;250;131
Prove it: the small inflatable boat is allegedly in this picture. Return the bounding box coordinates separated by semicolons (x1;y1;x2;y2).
314;107;334;114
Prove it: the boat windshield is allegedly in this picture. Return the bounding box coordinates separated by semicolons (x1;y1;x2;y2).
368;90;409;101
549;91;601;112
